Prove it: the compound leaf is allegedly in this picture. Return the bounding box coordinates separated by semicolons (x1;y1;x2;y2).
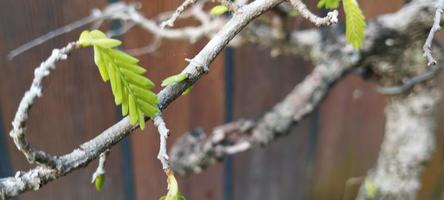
78;30;159;129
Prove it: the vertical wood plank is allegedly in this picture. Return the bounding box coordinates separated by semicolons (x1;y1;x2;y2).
311;76;386;200
0;0;127;199
232;45;313;200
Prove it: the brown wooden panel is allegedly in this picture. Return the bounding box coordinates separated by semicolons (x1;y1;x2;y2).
232;44;313;200
311;76;386;200
0;0;127;199
122;1;224;200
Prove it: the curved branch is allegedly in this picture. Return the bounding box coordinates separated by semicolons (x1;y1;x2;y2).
9;42;80;167
288;0;338;26
170;60;353;175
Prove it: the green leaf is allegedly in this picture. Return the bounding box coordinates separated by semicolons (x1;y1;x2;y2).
161;73;188;87
79;31;92;47
128;95;139;124
160;172;186;200
138;109;146;130
317;0;341;9
365;179;377;199
121;68;155;89
93;46;109;81
91;38;122;48
343;0;366;49
108;49;139;64
89;30;107;39
78;30;121;48
94;174;106;191
116;61;147;74
182;86;193;96
210;5;229;16
80;30;159;129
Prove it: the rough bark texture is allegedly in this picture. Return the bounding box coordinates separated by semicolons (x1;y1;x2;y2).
357;87;441;200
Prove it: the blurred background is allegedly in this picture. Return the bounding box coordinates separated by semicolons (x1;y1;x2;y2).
1;0;444;199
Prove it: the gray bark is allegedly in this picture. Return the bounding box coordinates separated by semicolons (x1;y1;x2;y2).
357;87;441;200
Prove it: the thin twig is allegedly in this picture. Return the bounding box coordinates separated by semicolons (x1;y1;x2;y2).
377;63;443;95
7;16;95;59
9;2;218;59
7;3;134;59
160;0;200;29
126;36;162;56
423;0;444;66
288;0;338;26
9;41;80;167
106;21;136;38
154;115;170;170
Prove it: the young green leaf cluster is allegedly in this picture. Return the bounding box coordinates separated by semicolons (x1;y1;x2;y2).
210;5;229;16
94;174;105;191
161;73;188;87
161;73;192;96
79;30;159;129
160;172;186;200
318;0;366;49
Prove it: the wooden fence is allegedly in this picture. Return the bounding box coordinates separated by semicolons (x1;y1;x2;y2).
1;0;444;199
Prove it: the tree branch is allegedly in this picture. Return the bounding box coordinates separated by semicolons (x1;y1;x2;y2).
154;115;171;170
288;0;338;26
0;0;283;198
9;41;80;167
170;60;354;175
1;0;442;199
423;0;444;66
170;0;444;176
357;87;441;200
